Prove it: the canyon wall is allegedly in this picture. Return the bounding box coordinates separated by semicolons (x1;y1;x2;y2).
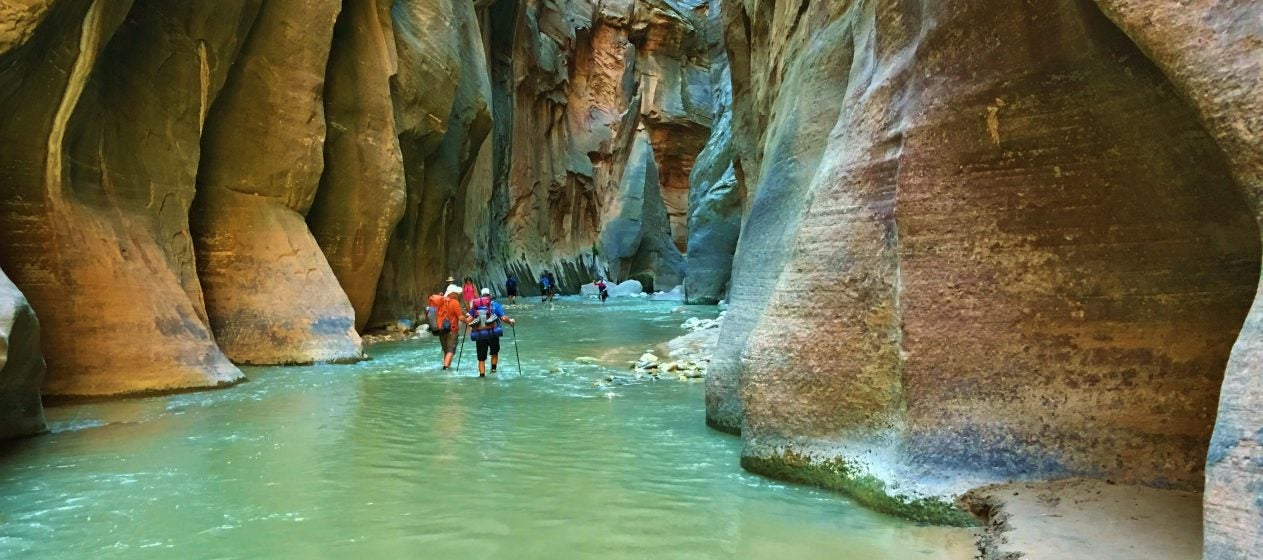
0;0;706;414
682;0;739;305
482;0;707;295
708;0;1263;548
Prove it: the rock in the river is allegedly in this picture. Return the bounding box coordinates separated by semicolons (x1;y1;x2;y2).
712;0;1263;528
605;280;646;299
0;269;45;439
634;353;661;371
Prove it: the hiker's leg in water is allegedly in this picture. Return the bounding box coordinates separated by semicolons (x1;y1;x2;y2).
490;337;501;371
476;338;490;377
441;331;456;368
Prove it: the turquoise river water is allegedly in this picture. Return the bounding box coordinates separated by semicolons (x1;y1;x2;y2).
0;298;974;559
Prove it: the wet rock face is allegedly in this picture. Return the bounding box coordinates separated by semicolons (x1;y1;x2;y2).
485;0;703;294
683;0;739;306
194;0;365;365
1089;2;1263;556
712;0;1263;525
0;269;45;439
0;0;248;396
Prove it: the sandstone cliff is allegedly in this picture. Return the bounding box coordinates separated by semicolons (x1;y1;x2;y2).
707;1;1263;552
0;0;703;397
0;0;247;397
682;0;738;306
484;0;706;294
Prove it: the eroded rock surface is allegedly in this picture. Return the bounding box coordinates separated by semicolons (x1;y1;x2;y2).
194;0;364;365
683;0;739;305
0;0;247;396
711;0;1263;529
485;0;702;295
0;269;45;439
308;0;406;332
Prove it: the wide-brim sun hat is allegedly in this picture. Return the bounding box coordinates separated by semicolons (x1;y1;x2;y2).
446;276;456;283
445;284;461;296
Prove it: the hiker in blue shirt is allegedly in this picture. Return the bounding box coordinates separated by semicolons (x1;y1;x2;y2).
506;275;519;305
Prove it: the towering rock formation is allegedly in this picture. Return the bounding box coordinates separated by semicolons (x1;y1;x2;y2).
485;0;705;294
308;0;406;332
194;0;364;365
0;0;700;393
0;269;45;439
683;0;739;305
0;0;249;396
709;0;1263;542
366;0;492;328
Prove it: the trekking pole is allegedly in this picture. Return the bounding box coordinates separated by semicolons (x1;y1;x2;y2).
511;323;523;375
456;324;466;373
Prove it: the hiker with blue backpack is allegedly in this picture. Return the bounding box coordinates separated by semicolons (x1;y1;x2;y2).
462;288;517;377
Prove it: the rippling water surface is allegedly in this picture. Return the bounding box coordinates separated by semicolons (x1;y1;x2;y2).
0;298;973;559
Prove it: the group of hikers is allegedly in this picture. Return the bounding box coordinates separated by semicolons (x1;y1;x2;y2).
426;276;517;377
424;271;610;376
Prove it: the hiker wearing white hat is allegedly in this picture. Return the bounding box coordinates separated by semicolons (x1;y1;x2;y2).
436;284;464;370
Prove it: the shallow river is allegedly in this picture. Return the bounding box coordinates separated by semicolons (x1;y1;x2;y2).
0;299;973;559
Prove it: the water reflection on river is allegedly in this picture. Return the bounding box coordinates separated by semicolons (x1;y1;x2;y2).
0;298;975;559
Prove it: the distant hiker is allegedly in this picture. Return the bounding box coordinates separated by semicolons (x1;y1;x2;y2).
437;285;465;370
462;277;478;310
539;272;552;303
595;278;609;303
463;288;516;377
506;275;519;305
546;271;557;301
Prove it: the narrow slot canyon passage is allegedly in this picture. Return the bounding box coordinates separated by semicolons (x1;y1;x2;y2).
1;1;1261;559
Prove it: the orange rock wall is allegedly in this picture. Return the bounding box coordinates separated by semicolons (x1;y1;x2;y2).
0;0;707;400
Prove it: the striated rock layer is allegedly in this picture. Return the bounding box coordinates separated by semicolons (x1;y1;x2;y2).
482;0;706;295
709;0;1263;534
0;0;247;396
193;0;364;365
1088;2;1263;556
0;269;45;439
682;0;738;306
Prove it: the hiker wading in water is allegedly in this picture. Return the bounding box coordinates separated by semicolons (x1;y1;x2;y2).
462;277;478;310
464;288;516;377
505;275;519;305
435;284;465;370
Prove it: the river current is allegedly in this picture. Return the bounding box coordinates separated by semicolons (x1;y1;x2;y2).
0;298;973;559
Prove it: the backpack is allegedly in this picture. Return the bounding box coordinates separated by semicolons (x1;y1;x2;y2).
428;295;457;334
471;297;500;328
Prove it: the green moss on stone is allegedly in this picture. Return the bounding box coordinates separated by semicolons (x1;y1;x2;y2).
705;416;741;436
741;450;978;527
